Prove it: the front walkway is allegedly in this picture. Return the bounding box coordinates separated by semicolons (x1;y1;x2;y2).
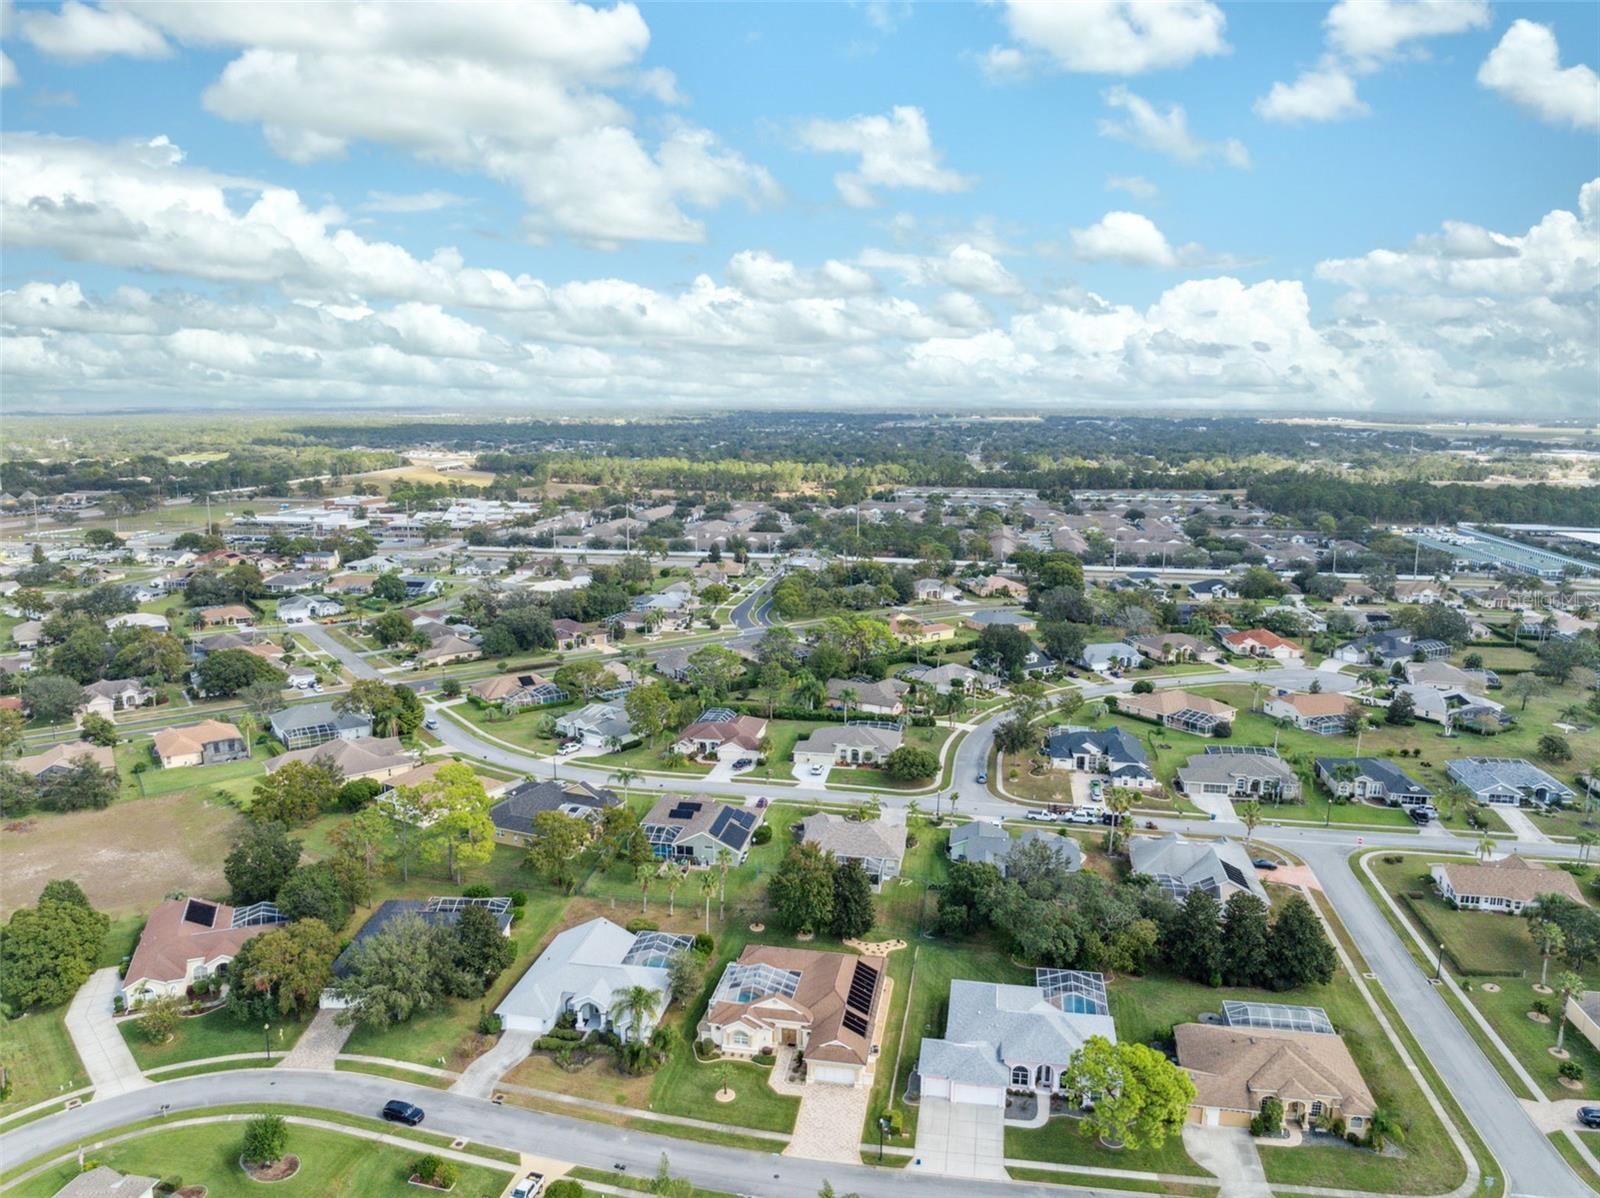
1182;1125;1272;1198
450;1029;535;1098
908;1097;1007;1178
63;968;147;1097
279;1008;354;1070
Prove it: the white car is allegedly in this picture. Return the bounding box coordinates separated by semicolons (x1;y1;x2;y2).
809;764;825;776
510;1173;545;1198
1025;809;1054;822
557;741;583;756
423;717;439;730
1063;807;1100;825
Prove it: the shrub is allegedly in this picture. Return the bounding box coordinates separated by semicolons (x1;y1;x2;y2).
1560;1060;1584;1081
692;932;714;955
1250;1097;1284;1138
751;824;773;846
139;995;184;1043
1532;999;1551;1017
546;1181;586;1198
411;1154;457;1188
753;1051;776;1066
241;1114;288;1164
509;890;528;908
1131;679;1155;694
881;1108;904;1136
158;1176;183;1194
698;1037;719;1058
461;883;493;898
476;1007;503;1036
625;918;659;933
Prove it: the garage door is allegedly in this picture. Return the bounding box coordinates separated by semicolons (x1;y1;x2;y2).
950;1082;1005;1108
811;1064;859;1086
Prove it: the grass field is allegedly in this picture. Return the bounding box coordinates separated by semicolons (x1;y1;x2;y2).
6;1122;513;1198
1369;853;1600;1100
0;1009;87;1118
119;1006;313;1070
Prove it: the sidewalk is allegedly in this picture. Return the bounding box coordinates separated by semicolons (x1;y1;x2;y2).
63;969;147;1098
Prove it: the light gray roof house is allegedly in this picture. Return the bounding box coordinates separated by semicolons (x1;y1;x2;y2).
1446;758;1575;808
268;700;372;749
948;822;1082;875
1175;749;1301;802
797;813;907;881
1129;833;1267;901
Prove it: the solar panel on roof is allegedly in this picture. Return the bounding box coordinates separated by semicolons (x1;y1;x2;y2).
184;899;219;927
1220;860;1251;890
841;1010;870;1036
668;801;701;820
847;960;879;1015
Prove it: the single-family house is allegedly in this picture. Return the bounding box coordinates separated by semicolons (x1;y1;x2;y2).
121;896;285;1003
495;917;692;1037
262;570;325;595
961;609;1037;633
653;647;695;681
913;578;961;603
199;604;254;628
276;594;344;624
1333;629;1448;666
1221;628;1302;661
552;618;606;651
1175;750;1302;802
14;740;116;779
1187;579;1237;601
1175;1020;1374;1131
1129;833;1268;901
79;678;153;718
917;972;1115;1107
792;723;904;773
402;575;443;599
490;779;620;844
1117;689;1236;736
52;1166;158;1198
900;662;1001;695
106;612;169;633
641;795;761;865
470;672;567;710
797;813;907;884
1565;991;1600;1056
1080;642;1139;675
1124;633;1216;664
1315;757;1432;807
1044;726;1156;790
826;677;909;716
1392;580;1455;606
10;620;43;650
416;632;479;666
964;575;1029;600
1446;758;1575;809
1404;660;1497;693
700;945;885;1087
151;719;249;768
889;615;957;646
673;712;768;761
269;701;372;750
265;735;416;781
325;573;376;596
324;897;513;1009
1393;683;1506;729
1431;854;1585;913
1263;690;1352;735
555;701;638;750
947;822;1082;876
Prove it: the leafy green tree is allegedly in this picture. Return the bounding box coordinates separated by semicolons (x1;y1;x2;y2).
831;859;876;939
329;911;447;1028
1220;892;1272;988
525;809;591;892
0;896;109;1008
110;629;188;683
684;645;745;698
1169;889;1223;986
372;571;407;603
451;903;515;995
1507;672;1545;712
195;649;286;698
37;757;119;812
624;682;676;745
1268;894;1337;990
39;879;91;907
404;764;496;883
1063;1037;1195;1149
328;806;393;896
274;861;354;929
769;842;836;935
239;679;286;724
609;983;663;1043
1538;733;1573;763
337;777;384;811
137;993;184;1042
0;709;24;759
250;758;343;825
77;712;119;747
224;820;303;904
21;674;83;724
371;609;415;646
883;745;939;781
227;919;340;1020
1384;690;1416;726
242;1114;289;1165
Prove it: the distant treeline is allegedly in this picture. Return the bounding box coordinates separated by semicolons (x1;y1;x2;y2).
1246;473;1600;526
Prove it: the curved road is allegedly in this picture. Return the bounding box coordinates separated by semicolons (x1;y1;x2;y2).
0;1068;1138;1198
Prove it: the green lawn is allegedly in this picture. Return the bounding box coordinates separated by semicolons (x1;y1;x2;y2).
7;1122;512;1198
118;1006;312;1070
0;1009;86;1117
449;698;580;755
1112;967;1467;1194
588;740;713;776
1005;1118;1209;1176
122;741;265;799
1369;856;1539;976
649;1048;799;1132
1549;1131;1600;1194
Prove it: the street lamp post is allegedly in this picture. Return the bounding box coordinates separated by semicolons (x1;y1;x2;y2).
263;1022;271;1062
1433;944;1445;983
878;1116;890;1162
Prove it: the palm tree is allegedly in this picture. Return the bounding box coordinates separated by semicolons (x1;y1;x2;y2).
1577;829;1600;866
1366;1106;1406;1151
716;847;733;920
1556;970;1584;1052
839;687;859;721
1530;919;1565;988
635;862;656;913
906;798;923;826
664;863;688;916
1435;782;1471;825
700;868;719;931
609;984;662;1045
1105;787;1134;853
1238;799;1262;846
609;767;642;804
1476;831;1495;862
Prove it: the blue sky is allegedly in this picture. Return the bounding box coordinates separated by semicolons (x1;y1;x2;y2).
1;1;1596;416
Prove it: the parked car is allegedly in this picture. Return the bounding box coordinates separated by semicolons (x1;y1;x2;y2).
731;757;754;770
976;772;987;784
1578;1107;1600;1129
1252;858;1279;871
510;1173;546;1197
557;741;583;756
381;1100;424;1126
1407;806;1432;825
423;716;439;730
1099;810;1124;826
809;764;825;776
1025;809;1053;822
1062;808;1099;825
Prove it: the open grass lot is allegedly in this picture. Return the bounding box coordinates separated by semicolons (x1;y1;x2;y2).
1112;966;1466;1195
6;1122;513;1198
0;1009;87;1118
449;697;580;755
1369;852;1600;1100
588;739;714;776
118;1006;313;1070
0;789;241;918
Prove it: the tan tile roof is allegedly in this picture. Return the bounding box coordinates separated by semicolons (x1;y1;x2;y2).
1119;689;1235;719
1225;628;1302;652
125;897;282;989
1175;1022;1375;1119
1436;854;1586;904
152;719;242;760
14;740;115;776
706;944;881;1069
679;715;767;750
1274;691;1353;718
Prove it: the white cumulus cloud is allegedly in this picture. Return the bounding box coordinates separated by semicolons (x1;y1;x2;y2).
798;106;973;207
19;0;170;61
1099;87;1249;168
987;0;1228;76
1478;20;1600;131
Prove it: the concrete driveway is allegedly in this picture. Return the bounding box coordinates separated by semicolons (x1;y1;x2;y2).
451;1030;534;1098
64;968;147;1097
1182;1125;1270;1198
909;1098;1007;1179
1495;806;1552;844
791;761;830;790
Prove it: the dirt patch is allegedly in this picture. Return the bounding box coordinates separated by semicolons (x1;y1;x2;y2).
241;1154;300;1182
1;790;241;916
1529;1011;1553;1024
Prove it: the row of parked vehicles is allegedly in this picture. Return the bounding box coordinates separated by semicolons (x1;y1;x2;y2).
1024;806;1120;826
